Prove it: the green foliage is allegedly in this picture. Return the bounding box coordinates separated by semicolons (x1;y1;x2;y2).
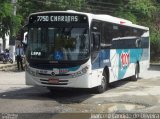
58;0;86;10
115;0;157;22
0;2;12;38
12;15;23;36
17;0;86;24
115;11;137;24
96;0;160;59
0;1;22;50
127;0;156;18
0;2;12;18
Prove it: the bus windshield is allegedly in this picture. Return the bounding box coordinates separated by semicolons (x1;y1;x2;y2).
27;27;89;61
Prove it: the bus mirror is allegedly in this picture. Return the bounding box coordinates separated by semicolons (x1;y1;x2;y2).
22;24;28;31
135;38;141;48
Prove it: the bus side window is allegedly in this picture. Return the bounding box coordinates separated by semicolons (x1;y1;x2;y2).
92;33;100;51
101;22;112;48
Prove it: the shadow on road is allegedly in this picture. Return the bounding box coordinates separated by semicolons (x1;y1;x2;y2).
109;77;135;89
0;79;135;104
0;86;94;104
0;77;142;104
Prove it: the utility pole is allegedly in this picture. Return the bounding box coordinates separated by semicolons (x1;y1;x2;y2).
12;0;17;16
10;0;17;62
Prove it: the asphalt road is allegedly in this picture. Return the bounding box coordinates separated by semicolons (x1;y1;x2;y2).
0;66;160;119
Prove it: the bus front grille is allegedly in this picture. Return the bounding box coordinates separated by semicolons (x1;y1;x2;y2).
40;79;68;85
38;73;70;77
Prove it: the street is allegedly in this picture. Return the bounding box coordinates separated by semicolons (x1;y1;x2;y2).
0;65;160;119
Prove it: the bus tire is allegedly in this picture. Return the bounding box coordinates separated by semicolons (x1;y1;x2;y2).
131;63;139;81
95;75;107;94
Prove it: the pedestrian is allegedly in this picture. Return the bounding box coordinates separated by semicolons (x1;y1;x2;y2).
15;44;24;71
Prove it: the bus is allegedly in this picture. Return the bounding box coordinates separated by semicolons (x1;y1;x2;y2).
25;10;150;93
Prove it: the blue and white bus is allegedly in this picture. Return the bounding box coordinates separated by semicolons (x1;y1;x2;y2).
25;10;150;93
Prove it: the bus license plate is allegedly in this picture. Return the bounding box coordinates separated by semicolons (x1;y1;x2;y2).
48;78;59;84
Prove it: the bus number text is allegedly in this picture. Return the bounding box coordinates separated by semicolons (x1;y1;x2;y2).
37;16;49;22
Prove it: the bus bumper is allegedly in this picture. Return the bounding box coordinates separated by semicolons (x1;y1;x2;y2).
25;71;101;88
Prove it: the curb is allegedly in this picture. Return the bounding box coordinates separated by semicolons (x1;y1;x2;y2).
0;63;17;70
150;63;160;66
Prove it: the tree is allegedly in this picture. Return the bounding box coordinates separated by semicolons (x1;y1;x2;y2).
0;1;12;50
87;0;160;60
17;0;86;24
15;0;160;60
115;0;160;59
0;1;22;50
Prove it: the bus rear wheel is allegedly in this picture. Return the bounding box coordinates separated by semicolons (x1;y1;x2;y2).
95;76;107;94
131;63;139;81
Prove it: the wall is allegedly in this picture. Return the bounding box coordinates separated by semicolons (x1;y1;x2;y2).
0;34;9;53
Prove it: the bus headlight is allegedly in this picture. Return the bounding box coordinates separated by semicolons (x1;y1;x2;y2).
72;66;89;78
26;65;37;76
82;66;89;73
30;70;36;76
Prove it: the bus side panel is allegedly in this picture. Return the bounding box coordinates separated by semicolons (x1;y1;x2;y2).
139;48;150;73
89;69;102;88
139;36;150;71
120;48;146;79
110;49;136;82
109;49;135;82
109;49;119;82
109;48;147;82
91;48;141;83
92;46;150;84
91;49;110;70
139;33;150;72
91;49;111;85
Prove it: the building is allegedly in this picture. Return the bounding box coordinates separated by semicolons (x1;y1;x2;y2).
0;35;10;53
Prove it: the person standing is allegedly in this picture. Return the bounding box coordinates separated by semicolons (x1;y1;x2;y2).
15;44;24;71
0;44;2;53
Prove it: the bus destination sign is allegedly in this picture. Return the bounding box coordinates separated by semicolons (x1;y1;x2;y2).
37;15;78;22
29;14;88;24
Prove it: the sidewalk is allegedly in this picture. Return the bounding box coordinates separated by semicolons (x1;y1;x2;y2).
0;61;17;71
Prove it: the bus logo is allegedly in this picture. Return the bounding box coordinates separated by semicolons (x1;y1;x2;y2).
51;72;55;76
120;51;130;69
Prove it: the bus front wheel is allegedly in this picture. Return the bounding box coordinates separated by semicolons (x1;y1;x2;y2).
95;76;107;94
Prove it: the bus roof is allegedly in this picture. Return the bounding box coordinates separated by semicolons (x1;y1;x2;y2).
29;10;149;31
92;14;149;30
